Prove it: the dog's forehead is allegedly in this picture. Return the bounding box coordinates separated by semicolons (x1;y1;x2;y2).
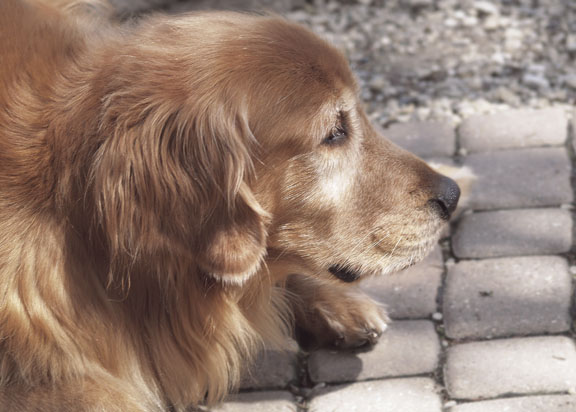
256;18;354;86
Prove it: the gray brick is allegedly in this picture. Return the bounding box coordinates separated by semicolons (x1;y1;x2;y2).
308;320;439;384
241;346;298;390
360;246;443;319
383;120;456;157
211;391;296;412
443;256;571;339
445;337;576;400
449;395;576;412
452;208;572;258
309;378;442;412
463;148;572;210
459;108;567;152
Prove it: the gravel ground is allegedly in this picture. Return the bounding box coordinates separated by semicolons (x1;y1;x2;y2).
138;0;576;126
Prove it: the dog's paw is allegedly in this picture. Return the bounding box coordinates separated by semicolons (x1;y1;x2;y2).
298;290;389;349
319;295;389;349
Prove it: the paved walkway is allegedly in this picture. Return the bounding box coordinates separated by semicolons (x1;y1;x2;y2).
209;107;576;412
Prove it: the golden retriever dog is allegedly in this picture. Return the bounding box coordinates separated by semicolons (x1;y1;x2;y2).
0;0;460;410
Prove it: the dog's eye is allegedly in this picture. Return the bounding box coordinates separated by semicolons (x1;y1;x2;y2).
323;127;347;146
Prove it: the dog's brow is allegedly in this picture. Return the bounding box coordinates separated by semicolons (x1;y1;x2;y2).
339;110;349;130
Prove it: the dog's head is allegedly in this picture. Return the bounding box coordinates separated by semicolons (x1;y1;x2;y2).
91;12;458;286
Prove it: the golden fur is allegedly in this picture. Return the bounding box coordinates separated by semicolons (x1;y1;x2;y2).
0;1;459;410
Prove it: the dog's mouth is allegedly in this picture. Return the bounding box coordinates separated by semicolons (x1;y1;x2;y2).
328;265;361;283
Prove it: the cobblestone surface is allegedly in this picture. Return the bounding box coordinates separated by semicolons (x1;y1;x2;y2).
463;147;573;210
452;208;573;258
360;246;443;319
383;120;456;157
308;378;442;412
448;395;576;412
443;256;572;339
445;337;576;400
240;346;299;390
308;320;439;383
459;108;567;152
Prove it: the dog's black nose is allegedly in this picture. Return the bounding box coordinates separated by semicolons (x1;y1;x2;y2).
428;175;460;220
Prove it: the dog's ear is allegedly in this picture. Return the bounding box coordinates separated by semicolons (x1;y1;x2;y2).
91;91;268;286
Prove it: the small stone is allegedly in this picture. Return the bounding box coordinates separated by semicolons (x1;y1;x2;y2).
566;34;576;52
505;28;522;39
474;1;499;15
490;52;505;64
523;73;550;89
483;15;501;30
527;64;546;74
445;18;458;27
461;16;478;26
444;400;458;408
563;74;576;89
493;87;520;105
369;75;387;90
432;312;443;321
505;28;523;50
401;0;433;8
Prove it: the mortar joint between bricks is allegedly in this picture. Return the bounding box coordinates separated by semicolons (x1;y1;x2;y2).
434;225;456;404
453;118;465;165
562;114;576;335
290;350;312;412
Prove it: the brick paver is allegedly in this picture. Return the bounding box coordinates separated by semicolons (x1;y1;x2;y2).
383;120;456;157
211;391;296;412
452;208;572;258
360;246;443;319
309;378;442;412
445;337;576;400
443;256;572;339
308;320;439;383
459;108;567;152
241;346;299;389
448;395;576;412
463;147;572;209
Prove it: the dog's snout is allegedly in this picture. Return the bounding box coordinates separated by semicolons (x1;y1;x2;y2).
428;175;460;220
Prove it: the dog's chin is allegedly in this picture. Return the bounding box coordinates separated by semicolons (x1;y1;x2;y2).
328;235;441;283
